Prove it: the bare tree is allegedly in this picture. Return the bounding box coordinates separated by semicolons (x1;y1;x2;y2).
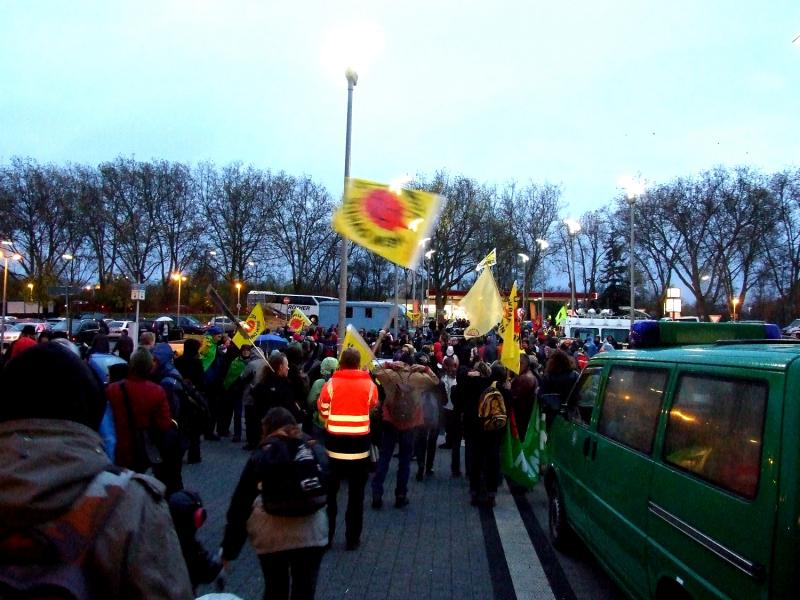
268;174;341;293
412;172;496;318
196;162;275;286
497;181;563;301
0;158;84;296
761;169;800;320
100;158;163;283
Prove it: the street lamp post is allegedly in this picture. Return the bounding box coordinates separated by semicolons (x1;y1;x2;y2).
620;176;645;323
535;239;549;326
517;253;529;319
337;68;358;346
563;220;581;315
1;243;22;340
62;253;74;338
235;282;242;320
171;273;187;324
424;249;435;323
732;297;739;322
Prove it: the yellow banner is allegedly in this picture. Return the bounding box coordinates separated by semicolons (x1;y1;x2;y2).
555;304;568;326
232;303;266;348
498;281;521;374
332;178;444;268
339;324;376;370
476;248;497;271
287;307;312;332
459;267;503;338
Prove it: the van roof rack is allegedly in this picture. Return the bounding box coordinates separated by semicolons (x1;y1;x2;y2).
714;338;800;346
629;320;781;348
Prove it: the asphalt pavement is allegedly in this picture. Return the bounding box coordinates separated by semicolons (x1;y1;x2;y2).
184;434;623;600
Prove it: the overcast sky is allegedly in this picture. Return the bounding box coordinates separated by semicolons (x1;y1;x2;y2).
1;0;798;216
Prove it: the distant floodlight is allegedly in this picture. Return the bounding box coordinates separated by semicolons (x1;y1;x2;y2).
564;219;581;235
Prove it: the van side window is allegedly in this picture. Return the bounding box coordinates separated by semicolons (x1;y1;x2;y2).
365;307;373;318
663;374;767;500
566;367;602;426
597;366;667;454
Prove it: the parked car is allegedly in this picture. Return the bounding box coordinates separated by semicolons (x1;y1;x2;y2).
176;315;207;335
46;317;65;329
107;320;134;339
0;321;47;347
781;318;800;337
207;315;236;333
50;318;102;345
139;317;184;341
545;320;794;600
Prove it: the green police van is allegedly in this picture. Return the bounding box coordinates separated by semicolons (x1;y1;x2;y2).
545;321;799;600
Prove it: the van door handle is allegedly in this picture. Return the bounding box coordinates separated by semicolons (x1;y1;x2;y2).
582;437;591;457
591;439;598;460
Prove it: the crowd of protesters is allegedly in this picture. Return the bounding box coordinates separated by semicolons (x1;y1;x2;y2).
0;310;598;599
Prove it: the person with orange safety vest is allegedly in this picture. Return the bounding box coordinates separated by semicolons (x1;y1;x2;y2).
317;348;378;550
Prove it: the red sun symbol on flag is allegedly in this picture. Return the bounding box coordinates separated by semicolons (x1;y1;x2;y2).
363;189;404;230
289;318;302;331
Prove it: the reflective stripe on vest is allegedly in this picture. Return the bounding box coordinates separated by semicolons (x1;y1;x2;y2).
326;449;369;460
326;423;370;434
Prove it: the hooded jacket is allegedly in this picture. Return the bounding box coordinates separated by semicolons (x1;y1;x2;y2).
0;419;193;599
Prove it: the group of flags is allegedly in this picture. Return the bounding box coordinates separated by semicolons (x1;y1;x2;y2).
457;249;522;374
229;304;314;350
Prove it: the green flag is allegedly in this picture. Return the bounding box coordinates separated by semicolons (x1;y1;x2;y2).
501;401;547;489
555;304;568;326
199;334;217;371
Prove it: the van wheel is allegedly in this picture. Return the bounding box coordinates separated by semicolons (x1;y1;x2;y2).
548;483;575;551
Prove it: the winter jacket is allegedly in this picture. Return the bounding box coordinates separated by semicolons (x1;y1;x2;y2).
0;419;193;599
221;425;328;559
375;365;439;431
456;370;492;434
107;376;173;470
252;374;305;424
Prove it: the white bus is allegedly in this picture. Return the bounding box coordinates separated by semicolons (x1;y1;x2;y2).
246;291;336;320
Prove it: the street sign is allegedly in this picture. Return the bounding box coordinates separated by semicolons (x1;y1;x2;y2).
131;284;146;301
47;286;80;296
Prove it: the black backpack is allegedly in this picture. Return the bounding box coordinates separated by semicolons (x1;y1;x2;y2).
0;468;133;599
258;436;328;517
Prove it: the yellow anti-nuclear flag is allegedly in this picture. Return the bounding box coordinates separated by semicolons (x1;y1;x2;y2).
498;281;521;375
476;248;497;271
232;303;267;348
332;178;444;269
340;324;376;370
460;267;503;338
287;307;312;332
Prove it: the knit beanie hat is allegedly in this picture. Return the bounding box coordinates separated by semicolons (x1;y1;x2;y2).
0;343;106;430
320;357;339;376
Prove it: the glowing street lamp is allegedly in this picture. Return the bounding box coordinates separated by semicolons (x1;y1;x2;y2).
424;250;435;319
563;219;581;314
235;282;243;320
536;239;550;325
619;176;645;323
517;253;529;319
60;253;76;337
1;246;22;339
171;272;187;323
732;297;739;322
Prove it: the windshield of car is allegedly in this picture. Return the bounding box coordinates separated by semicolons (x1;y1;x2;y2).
181;316;201;325
52;320;69;331
110;321;125;328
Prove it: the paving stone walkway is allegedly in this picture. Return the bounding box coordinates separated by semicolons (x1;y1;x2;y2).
186;438;494;600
